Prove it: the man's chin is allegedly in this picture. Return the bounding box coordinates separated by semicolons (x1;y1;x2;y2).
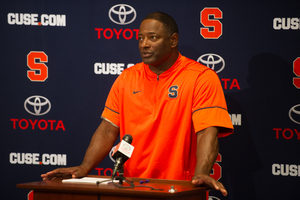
142;59;153;65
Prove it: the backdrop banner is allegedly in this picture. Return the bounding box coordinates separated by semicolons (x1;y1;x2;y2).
1;0;300;199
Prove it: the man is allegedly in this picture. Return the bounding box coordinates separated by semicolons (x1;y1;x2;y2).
41;12;233;196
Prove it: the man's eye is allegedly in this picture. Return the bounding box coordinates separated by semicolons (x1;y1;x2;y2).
150;36;157;40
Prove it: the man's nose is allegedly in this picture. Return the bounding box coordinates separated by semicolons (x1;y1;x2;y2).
141;38;150;48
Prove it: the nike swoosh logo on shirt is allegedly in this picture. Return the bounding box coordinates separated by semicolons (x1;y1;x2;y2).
133;91;142;94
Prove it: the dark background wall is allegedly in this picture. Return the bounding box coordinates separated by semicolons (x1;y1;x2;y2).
1;0;300;199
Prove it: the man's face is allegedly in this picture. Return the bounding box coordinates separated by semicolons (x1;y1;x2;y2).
138;19;174;68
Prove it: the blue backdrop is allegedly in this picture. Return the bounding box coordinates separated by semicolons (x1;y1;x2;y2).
1;0;300;199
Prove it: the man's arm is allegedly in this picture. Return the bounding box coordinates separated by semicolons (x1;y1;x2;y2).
192;126;228;196
41;119;119;180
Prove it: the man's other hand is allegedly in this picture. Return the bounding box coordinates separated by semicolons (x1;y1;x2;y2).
192;173;228;196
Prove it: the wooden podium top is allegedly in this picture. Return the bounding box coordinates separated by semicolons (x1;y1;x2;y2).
17;175;209;200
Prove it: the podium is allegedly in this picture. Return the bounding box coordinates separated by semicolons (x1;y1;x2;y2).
17;175;209;200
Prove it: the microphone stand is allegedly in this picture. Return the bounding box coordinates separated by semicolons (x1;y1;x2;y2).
114;165;134;186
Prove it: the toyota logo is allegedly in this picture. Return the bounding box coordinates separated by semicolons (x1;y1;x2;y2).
24;95;51;116
108;4;136;25
289;104;300;124
197;53;225;73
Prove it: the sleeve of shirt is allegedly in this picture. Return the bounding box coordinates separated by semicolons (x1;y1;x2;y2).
192;69;234;137
101;75;121;128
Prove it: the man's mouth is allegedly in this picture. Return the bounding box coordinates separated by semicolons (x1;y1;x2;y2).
142;52;152;58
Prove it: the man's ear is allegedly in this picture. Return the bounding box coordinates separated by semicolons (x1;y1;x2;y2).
170;33;179;48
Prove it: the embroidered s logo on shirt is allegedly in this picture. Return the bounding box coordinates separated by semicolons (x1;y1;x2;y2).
168;85;179;99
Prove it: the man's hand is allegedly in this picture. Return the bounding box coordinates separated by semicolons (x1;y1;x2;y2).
41;166;88;181
192;173;228;196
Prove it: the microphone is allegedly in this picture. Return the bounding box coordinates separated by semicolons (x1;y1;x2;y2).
111;134;134;178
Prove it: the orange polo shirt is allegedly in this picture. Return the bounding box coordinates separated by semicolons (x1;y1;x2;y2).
102;54;233;180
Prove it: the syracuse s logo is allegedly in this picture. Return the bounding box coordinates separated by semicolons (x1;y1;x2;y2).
197;53;225;73
108;4;136;25
200;7;223;39
168;85;179;99
24;95;51;116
